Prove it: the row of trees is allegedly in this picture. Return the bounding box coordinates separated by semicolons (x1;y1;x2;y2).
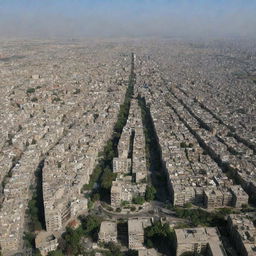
23;161;46;255
27;160;45;231
84;53;136;202
174;208;227;227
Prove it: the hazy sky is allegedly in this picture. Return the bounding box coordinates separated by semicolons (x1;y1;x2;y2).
0;0;255;39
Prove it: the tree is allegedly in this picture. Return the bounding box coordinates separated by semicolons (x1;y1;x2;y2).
104;242;123;256
91;193;100;202
145;185;156;201
180;142;187;148
144;221;173;253
184;202;192;208
63;226;84;255
31;97;38;102
242;204;248;209
174;208;226;227
26;87;35;94
48;250;64;256
132;196;145;205
181;252;203;256
126;250;138;256
34;249;42;256
28;196;42;231
145;238;153;248
121;200;130;206
116;207;122;212
81;215;102;241
130;206;136;212
23;232;35;248
100;167;116;190
180;253;195;256
102;141;115;162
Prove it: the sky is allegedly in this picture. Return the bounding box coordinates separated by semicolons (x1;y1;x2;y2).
0;0;255;39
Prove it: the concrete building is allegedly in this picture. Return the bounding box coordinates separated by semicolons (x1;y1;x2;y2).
138;248;159;256
128;218;151;250
230;185;249;207
113;157;131;174
111;99;147;207
204;189;224;209
175;227;227;256
98;221;118;243
111;180;146;207
35;231;58;256
227;214;256;256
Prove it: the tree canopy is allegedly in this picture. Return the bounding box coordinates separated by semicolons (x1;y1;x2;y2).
48;250;64;256
145;185;156;201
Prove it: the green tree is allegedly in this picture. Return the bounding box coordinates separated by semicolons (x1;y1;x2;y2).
81;215;102;241
100;167;116;190
91;193;100;202
132;196;145;205
180;142;187;148
48;250;64;256
116;207;122;212
144;221;174;254
184;202;192;208
126;250;138;256
145;185;156;201
34;249;42;256
26;87;35;94
181;252;203;256
63;226;83;255
31;97;38;102
104;242;123;256
28;196;42;230
174;208;226;227
23;232;35;248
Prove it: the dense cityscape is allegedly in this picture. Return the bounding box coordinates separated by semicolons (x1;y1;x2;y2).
0;38;256;256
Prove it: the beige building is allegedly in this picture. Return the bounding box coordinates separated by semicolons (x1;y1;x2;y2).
35;231;58;256
175;227;227;256
227;214;256;256
98;221;118;243
138;248;159;256
44;201;70;232
111;180;146;207
113;157;131;174
111;99;147;207
230;185;249;207
204;189;224;209
128;218;151;250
